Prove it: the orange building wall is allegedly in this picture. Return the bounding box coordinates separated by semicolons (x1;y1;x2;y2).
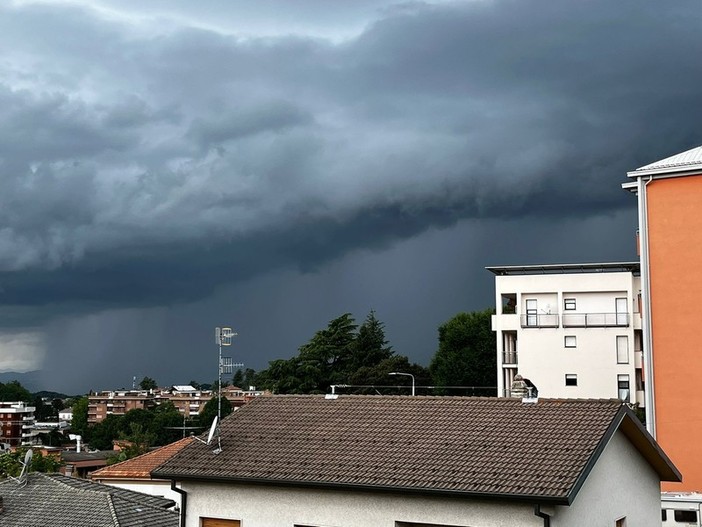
647;174;702;491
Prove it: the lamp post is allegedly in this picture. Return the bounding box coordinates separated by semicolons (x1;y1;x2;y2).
389;372;415;396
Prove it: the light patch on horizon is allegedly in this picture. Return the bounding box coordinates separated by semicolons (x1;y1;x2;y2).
0;331;46;372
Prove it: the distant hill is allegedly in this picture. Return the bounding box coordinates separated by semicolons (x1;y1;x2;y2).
0;371;42;391
34;390;71;400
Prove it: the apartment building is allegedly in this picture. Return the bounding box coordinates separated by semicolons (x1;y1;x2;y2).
88;386;254;424
624;144;702;493
488;262;643;403
0;401;36;447
88;390;153;423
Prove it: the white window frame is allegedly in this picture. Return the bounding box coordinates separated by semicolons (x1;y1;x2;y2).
564;298;576;310
564;336;577;348
565;374;578;386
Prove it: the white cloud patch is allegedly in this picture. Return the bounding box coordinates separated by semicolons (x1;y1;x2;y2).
0;331;46;372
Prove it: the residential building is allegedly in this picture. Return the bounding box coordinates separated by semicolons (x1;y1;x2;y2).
88;389;153;423
0;473;178;526
91;436;195;507
624;144;702;493
661;493;702;526
0;401;35;447
153;395;679;527
488;262;643;402
88;385;257;424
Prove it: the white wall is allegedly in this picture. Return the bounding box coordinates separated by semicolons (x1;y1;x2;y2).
555;430;662;527
182;483;544;527
94;479;182;508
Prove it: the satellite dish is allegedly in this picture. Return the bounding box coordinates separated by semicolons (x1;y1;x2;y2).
24;449;33;466
206;416;218;445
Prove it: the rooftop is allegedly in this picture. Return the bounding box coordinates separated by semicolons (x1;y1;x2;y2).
486;261;640;276
0;473;178;527
153;395;679;505
91;436;195;480
628;144;702;177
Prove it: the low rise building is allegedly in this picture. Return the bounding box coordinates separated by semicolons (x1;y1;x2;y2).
154;395;680;527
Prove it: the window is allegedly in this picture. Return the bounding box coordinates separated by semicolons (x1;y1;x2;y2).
616;336;629;364
615;518;626;527
200;518;240;527
618;375;630;402
564;336;577;348
662;509;667;521
564;298;576;310
674;510;698;522
565;374;578;386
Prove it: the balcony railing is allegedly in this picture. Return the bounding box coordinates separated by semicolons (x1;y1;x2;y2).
502;351;518;365
520;314;559;328
562;313;629;328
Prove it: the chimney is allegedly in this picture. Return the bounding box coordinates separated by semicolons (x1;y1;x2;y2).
65;464;74;477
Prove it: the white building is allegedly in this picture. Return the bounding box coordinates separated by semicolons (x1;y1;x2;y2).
487;262;643;403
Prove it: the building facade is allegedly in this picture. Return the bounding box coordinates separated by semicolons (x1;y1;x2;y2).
488;262;643;403
0;401;35;447
624;144;702;493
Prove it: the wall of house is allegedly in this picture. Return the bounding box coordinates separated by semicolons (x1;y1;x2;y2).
553;430;662;526
646;174;702;492
492;272;641;400
181;483;546;527
93;479;182;508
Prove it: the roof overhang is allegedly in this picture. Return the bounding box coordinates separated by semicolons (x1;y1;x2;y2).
486;262;640;276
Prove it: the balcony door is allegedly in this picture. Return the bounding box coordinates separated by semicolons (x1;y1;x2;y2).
615;297;627;326
526;299;537;326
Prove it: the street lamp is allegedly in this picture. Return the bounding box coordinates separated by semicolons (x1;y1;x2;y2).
389;372;415;396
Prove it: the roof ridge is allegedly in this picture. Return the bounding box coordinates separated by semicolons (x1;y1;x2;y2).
106;494;121;527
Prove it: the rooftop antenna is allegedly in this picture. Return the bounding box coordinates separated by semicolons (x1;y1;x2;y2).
9;449;33;487
214;326;236;454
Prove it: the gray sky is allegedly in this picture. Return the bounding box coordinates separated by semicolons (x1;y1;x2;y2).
0;0;700;393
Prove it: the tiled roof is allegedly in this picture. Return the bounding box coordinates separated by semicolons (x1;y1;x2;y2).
91;437;195;480
634;144;702;172
153;396;679;503
0;473;179;527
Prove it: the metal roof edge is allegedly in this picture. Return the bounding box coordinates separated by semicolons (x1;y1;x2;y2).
627;164;702;179
486;262;640;275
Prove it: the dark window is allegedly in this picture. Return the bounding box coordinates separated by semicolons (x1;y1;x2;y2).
564;298;576;310
565;374;578;386
662;509;667;521
674;510;698;522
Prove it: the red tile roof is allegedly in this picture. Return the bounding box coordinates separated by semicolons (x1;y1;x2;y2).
153;395;680;504
91;436;195;480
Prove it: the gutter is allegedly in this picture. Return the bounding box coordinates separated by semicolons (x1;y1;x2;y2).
150;473;571;505
638;175;656;437
534;504;551;526
171;480;187;527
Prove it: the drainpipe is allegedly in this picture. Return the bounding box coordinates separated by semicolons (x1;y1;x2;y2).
638;175;656;437
534;504;551;526
171;480;187;527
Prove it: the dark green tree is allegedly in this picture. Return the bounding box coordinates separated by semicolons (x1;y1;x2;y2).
198;396;233;429
34;396;54;421
350;310;394;372
0;380;32;403
150;401;184;445
139;376;158;390
429;309;497;396
71;396;89;437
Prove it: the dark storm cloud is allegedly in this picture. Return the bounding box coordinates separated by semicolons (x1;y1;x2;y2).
0;0;700;351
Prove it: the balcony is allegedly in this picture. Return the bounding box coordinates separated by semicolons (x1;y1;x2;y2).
562;313;629;328
635;350;643;369
520;314;559;328
502;350;518;365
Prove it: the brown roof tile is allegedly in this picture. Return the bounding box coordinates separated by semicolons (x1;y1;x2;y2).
91;436;195;480
152;396;677;503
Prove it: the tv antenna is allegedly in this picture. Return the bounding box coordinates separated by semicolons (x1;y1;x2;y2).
213;327;237;454
10;449;33;487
